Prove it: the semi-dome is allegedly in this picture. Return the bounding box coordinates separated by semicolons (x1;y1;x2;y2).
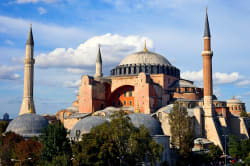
69;116;107;139
128;113;163;135
227;96;242;104
120;51;171;66
6;114;49;138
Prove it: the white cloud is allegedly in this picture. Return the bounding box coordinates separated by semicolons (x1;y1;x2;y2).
38;7;47;15
5;40;14;46
181;70;242;85
0;65;21;80
236;80;250;87
63;79;81;88
66;68;86;74
35;33;153;68
15;0;59;4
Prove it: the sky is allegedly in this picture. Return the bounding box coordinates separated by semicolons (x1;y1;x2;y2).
0;0;250;118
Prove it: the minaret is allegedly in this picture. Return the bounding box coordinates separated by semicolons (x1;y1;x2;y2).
19;24;36;115
202;8;213;116
94;45;103;79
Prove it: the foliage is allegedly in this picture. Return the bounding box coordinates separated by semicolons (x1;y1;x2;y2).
229;135;241;159
207;144;223;161
15;139;42;166
0;121;8;134
72;111;163;166
168;102;194;161
0;132;24;166
240;110;249;118
245;153;250;166
40;121;72;165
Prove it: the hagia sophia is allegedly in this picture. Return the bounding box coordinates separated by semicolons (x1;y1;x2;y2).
4;10;250;165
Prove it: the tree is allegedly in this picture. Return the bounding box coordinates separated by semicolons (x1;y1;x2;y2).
72;111;163;166
240;110;249;118
168;102;194;161
245;153;250;166
229;135;241;159
0;132;24;166
0;121;8;135
207;144;223;163
15;139;42;166
40;121;72;165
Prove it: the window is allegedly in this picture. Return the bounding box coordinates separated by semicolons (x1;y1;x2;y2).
118;100;121;106
123;91;126;97
117;92;121;98
112;101;115;106
129;100;132;106
123;100;126;106
129;88;132;97
158;112;162;120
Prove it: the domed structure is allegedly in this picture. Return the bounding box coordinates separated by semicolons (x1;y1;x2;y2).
128;113;163;135
119;51;171;66
226;96;242;104
3;113;9;121
110;49;180;78
69;116;107;140
6;114;49;138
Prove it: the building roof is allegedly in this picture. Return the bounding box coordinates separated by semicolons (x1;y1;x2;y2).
156;104;195;117
169;79;198;88
204;9;211;37
6;113;48;138
69;116;107;139
26;24;34;45
226;96;243;104
128;113;163;135
119;50;171;66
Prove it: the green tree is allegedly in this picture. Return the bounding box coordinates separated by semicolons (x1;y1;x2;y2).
240;139;250;159
72;111;163;166
245;153;250;166
229;135;241;159
168;102;194;161
40;121;72;165
207;144;223;163
240;110;249;118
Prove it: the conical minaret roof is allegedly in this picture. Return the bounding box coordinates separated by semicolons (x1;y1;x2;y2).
96;46;102;63
26;24;34;45
204;9;211;37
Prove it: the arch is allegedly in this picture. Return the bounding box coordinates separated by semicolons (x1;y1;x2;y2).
108;85;135;107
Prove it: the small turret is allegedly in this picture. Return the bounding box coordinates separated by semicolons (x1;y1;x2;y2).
95;45;103;79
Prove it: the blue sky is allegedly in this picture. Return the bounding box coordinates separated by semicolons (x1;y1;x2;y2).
0;0;250;118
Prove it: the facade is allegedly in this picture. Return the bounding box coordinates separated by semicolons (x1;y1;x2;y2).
57;10;250;152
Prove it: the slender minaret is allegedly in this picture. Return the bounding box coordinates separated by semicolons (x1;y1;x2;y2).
202;8;213;116
94;45;103;79
19;24;36;115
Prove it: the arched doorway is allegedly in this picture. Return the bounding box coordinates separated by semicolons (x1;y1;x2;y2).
109;85;134;107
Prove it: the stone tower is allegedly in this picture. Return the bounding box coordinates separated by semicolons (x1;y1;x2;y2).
94;45;103;79
19;25;36;115
201;9;223;149
202;9;213;116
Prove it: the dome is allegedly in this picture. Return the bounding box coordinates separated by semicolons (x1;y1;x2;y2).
69;116;107;139
119;51;171;66
227;96;242;104
128;113;163;135
6;114;49;138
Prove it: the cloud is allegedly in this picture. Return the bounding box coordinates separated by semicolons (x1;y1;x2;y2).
0;15;92;47
66;68;86;74
181;70;242;85
236;80;250;87
63;79;81;88
5;40;14;46
35;33;153;69
0;65;21;80
38;7;47;15
15;0;59;4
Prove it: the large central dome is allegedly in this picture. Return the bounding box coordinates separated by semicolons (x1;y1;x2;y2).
119;50;171;66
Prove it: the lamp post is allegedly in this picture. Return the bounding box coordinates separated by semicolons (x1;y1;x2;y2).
11;157;32;166
222;135;228;166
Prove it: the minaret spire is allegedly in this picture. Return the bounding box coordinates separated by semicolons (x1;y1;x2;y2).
202;8;213;116
19;25;36;115
95;44;103;79
143;40;148;52
204;8;211;37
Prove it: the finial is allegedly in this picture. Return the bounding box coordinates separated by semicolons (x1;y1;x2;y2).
143;40;148;52
30;23;32;28
206;7;208;15
232;95;235;99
